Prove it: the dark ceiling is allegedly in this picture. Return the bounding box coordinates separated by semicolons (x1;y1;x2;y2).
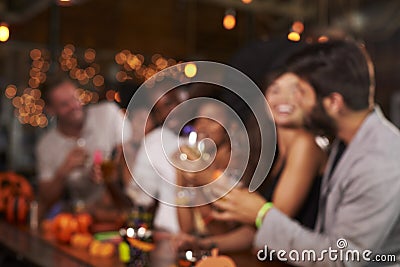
1;0;400;60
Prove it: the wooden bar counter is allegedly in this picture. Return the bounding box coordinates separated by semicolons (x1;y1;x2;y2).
0;220;288;267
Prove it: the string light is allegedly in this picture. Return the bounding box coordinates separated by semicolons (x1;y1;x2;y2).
0;23;10;42
318;35;329;43
184;63;197;78
291;21;304;34
8;44;189;127
58;0;73;6
288;31;301;42
223;9;236;30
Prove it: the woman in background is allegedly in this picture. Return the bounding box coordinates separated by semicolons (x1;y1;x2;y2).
173;70;330;252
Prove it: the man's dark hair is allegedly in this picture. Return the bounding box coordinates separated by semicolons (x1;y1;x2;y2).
41;74;75;106
287;40;375;110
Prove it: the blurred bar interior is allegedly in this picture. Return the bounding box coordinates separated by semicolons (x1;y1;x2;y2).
1;0;400;178
0;0;400;266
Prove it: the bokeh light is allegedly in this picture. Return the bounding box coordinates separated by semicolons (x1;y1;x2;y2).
288;31;301;42
93;75;104;87
223;14;236;30
318;35;329;43
0;23;10;42
292;21;304;34
184;63;197;78
5;85;17;99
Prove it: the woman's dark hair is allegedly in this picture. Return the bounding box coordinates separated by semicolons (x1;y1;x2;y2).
287;40;374;111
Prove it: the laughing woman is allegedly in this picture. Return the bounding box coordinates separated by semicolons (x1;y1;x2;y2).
260;71;329;229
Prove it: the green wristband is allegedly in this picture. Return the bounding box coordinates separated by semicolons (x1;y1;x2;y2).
255;202;273;229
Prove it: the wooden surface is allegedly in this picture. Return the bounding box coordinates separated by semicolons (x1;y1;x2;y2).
0;220;288;267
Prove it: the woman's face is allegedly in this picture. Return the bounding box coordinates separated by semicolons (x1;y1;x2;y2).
265;72;316;128
194;103;228;147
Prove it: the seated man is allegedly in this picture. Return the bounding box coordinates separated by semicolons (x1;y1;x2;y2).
36;76;131;223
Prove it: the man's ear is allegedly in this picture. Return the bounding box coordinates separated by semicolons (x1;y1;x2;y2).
323;93;345;115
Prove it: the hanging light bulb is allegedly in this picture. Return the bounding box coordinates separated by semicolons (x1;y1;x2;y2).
0;23;10;42
241;0;252;4
292;21;304;34
223;9;236;30
184;63;197;78
318;35;329;43
288;31;301;42
58;0;73;6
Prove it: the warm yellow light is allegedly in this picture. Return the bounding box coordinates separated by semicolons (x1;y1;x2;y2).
184;63;197;78
223;14;236;30
5;85;17;99
0;24;10;42
114;92;121;103
116;71;128;82
318;35;329;43
58;0;72;6
288;31;301;42
292;21;304;34
106;90;116;101
85;67;95;78
93;75;104;87
30;49;42;60
84;48;96;63
241;0;252;3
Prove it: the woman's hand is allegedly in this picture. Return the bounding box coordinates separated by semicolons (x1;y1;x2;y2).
212;188;267;225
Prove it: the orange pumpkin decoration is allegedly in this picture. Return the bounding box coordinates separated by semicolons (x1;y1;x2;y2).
89;240;115;257
0;172;34;224
5;195;29;224
52;213;94;243
53;213;79;243
76;213;93;233
71;233;93;249
196;248;236;267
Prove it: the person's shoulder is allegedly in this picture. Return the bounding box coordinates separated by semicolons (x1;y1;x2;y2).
366;114;400;155
291;130;323;153
36;127;60;153
145;127;175;141
37;127;58;146
87;101;122;116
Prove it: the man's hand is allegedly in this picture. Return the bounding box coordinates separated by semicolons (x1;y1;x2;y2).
212;188;267;225
63;147;88;173
170;232;197;252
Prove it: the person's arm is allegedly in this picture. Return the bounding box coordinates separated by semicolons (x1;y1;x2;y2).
92;146;133;209
215;156;400;266
199;225;256;253
125;140;158;207
176;171;195;233
39;147;87;214
272;134;325;217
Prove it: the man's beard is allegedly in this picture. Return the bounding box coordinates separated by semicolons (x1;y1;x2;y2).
304;100;337;140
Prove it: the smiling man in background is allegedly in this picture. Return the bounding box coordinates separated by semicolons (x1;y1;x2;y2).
36;76;131;223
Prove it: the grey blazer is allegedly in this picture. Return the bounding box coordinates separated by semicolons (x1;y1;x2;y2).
254;107;400;266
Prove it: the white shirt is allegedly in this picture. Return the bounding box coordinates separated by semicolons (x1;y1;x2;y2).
126;127;180;233
36;102;132;203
